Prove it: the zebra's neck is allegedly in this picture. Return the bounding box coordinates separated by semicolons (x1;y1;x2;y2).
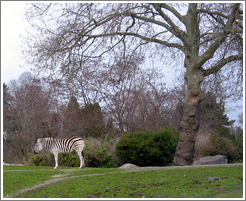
44;137;55;150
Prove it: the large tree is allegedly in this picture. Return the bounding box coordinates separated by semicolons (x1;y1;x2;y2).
25;3;243;165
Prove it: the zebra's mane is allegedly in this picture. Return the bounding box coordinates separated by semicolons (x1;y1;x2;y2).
35;137;54;143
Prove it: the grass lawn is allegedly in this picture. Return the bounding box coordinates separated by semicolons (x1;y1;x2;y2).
3;165;243;198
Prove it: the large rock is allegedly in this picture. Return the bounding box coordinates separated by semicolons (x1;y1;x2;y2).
119;163;139;169
193;155;228;165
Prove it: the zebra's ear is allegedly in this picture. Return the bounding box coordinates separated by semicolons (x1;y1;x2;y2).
35;138;39;143
35;138;43;143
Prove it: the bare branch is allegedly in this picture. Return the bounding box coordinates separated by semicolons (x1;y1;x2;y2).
131;13;172;32
204;54;243;76
160;3;186;24
198;8;228;19
197;3;241;67
151;3;186;41
84;32;184;51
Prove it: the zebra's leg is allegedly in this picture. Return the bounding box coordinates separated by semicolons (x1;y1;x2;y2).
76;150;84;169
81;150;85;168
53;152;59;170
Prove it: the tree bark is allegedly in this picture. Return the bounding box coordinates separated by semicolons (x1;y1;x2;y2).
173;3;204;165
173;67;204;165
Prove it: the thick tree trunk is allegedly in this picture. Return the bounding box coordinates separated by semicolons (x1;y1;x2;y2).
173;65;204;165
173;101;201;165
173;3;204;166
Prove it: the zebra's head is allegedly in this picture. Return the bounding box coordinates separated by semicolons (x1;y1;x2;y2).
34;138;44;154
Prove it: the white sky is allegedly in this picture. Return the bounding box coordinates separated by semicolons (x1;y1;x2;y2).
1;1;30;84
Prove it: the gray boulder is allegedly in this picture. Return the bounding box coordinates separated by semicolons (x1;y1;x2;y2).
193;155;228;165
119;163;139;169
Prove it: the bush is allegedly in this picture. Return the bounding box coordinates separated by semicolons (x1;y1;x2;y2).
233;129;243;162
116;127;178;166
84;137;119;168
59;152;80;167
28;151;54;166
29;151;81;167
203;127;243;163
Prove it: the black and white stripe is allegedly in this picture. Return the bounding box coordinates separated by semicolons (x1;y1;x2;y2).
34;136;86;169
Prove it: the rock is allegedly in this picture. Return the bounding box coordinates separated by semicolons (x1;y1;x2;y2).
119;163;139;169
204;177;220;182
193;155;228;165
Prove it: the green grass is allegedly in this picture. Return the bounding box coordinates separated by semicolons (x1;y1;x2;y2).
3;166;121;196
3;165;243;198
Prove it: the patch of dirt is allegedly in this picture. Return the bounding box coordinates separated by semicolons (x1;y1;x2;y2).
3;162;24;166
52;174;68;178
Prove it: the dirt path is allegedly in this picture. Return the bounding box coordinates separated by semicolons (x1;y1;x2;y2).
4;163;243;198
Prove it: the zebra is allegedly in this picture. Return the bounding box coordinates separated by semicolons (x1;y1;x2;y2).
34;136;86;170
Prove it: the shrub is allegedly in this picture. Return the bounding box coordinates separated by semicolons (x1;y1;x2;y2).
233;129;243;162
28;151;54;166
116;127;178;166
84;137;119;168
59;152;80;167
29;151;81;167
203;127;243;163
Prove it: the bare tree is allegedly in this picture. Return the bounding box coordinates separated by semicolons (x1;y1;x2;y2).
25;3;243;165
4;72;55;161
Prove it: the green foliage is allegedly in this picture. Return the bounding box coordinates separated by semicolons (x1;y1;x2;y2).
59;152;80;167
116;127;178;166
28;151;54;166
67;96;80;113
204;127;243;163
63;96;107;138
81;103;106;138
84;137;119;168
233;129;243;162
199;92;234;129
177;92;234;135
29;151;81;167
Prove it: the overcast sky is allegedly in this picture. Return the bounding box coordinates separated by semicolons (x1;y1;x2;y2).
1;1;31;84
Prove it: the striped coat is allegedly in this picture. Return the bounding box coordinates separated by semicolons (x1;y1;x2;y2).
34;136;86;169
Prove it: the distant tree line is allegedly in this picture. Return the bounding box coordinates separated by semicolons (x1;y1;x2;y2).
3;0;243;167
3;70;242;165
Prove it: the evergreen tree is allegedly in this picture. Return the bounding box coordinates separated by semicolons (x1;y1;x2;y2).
81;103;106;138
199;92;234;130
63;96;83;135
195;92;234;158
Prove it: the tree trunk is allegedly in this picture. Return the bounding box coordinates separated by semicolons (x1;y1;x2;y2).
173;3;204;166
173;102;201;165
173;64;204;165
